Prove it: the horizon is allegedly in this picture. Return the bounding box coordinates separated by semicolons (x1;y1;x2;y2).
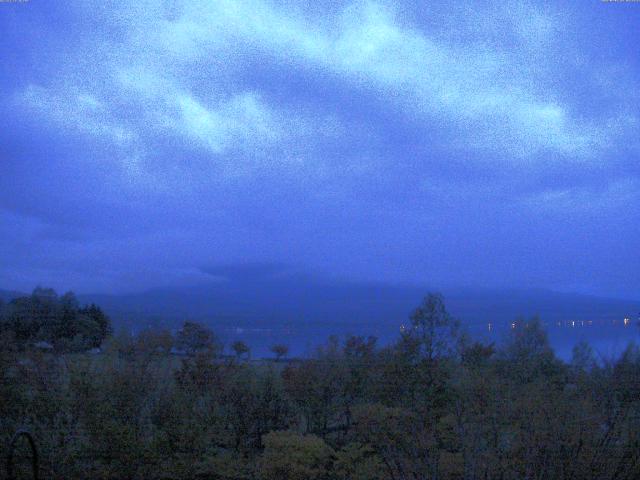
2;279;638;362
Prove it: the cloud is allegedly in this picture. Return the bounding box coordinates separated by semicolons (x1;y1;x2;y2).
114;65;289;154
17;85;137;146
175;92;280;152
126;0;636;159
2;0;639;297
11;0;638;182
520;178;640;215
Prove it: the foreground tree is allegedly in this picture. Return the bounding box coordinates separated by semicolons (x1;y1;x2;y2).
2;287;640;480
259;431;334;480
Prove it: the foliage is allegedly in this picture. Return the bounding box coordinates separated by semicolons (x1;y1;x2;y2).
1;291;639;479
407;292;460;361
0;287;112;352
259;431;334;480
175;321;221;355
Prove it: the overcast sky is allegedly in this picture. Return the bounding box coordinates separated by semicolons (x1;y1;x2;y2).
1;1;638;298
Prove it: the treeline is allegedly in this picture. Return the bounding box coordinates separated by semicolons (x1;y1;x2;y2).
0;287;111;352
1;293;640;479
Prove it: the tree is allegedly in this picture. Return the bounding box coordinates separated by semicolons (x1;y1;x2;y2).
343;335;377;359
282;356;347;434
461;340;495;367
351;403;435;479
333;442;386;480
80;304;112;343
0;288;111;351
134;328;174;354
270;344;289;362
259;431;334;480
175;321;220;355
408;292;460;361
571;340;597;372
231;340;250;360
501;316;561;383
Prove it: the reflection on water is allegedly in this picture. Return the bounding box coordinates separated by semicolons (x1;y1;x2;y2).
221;316;640;361
476;317;639;361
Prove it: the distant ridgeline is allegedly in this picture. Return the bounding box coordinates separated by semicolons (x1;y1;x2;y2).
0;287;112;352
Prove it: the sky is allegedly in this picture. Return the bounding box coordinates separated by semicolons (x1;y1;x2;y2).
0;0;639;299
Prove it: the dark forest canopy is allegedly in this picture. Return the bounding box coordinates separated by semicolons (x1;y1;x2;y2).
1;291;640;479
0;287;112;352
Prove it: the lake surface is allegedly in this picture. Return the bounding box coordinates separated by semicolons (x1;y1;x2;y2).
221;317;640;361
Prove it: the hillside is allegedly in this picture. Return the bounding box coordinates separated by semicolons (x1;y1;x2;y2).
77;272;639;333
